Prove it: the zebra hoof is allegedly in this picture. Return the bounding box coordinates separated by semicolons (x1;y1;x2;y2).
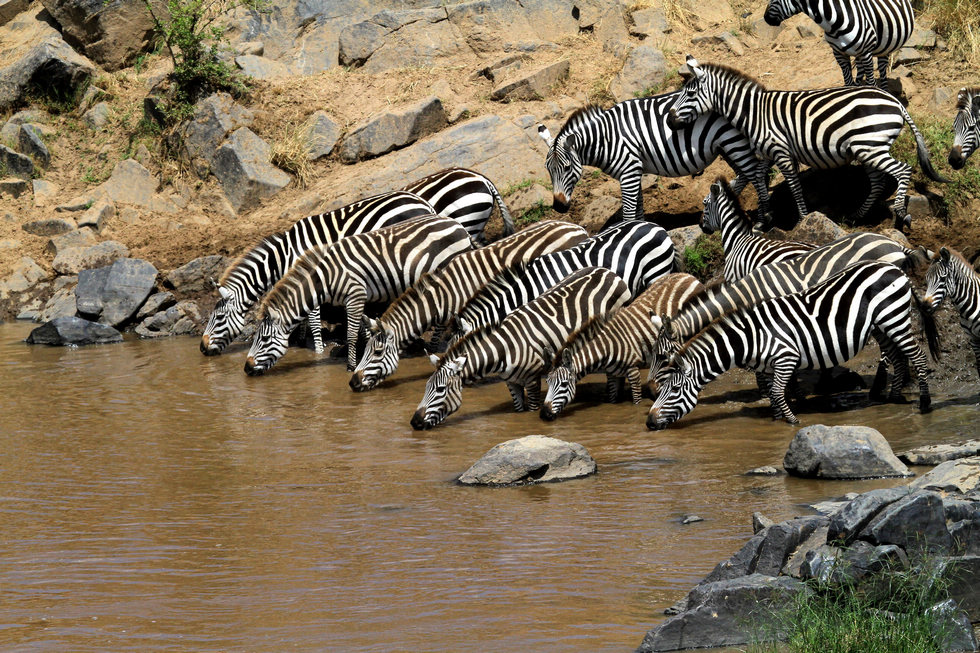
919;397;932;413
888;395;911;405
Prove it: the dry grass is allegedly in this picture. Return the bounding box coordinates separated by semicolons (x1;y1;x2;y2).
269;121;314;188
922;0;980;62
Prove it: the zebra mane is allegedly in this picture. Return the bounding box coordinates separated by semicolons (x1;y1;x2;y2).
702;63;767;90
440;321;496;363
556;105;605;140
219;232;285;287
382;272;431;320
943;246;973;270
715;176;754;230
259;244;329;318
671;283;748;359
552;313;610;367
956;88;980;112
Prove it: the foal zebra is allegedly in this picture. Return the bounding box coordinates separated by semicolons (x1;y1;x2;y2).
924;246;980;381
648;260;938;429
700;178;815;282
244;216;472;376
667;57;948;230
347;220;588;392
452;220;675;335
764;0;913;87
949;88;980;170
538;97;772;222
540;273;704;420
410;267;630;430
403;167;514;242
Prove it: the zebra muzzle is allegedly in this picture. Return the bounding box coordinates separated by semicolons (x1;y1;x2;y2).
244;357;265;376
539;405;559;421
410;409;432;430
552;194;570;213
348;372;372;392
666;110;682;129
948;146;965;170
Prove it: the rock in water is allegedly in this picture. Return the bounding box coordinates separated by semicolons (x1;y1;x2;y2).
784;424;912;479
457;435;596;486
26;316;122;345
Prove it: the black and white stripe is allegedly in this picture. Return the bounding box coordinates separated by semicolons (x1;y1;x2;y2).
244;215;473;376
348;220;589;391
700;178;815;281
540;273;704;420
924;246;980;380
410;267;631;430
403;167;515;242
648;260;937;429
453;219;675;334
538;97;772;222
949;88;980;170
764;0;914;87
667;57;948;231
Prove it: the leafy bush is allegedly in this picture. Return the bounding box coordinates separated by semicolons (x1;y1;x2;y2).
682;233;724;282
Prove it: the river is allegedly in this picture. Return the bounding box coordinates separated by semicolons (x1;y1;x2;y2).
1;321;976;652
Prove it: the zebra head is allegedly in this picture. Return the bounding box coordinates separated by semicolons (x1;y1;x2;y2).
541;347;576;421
647;357;700;430
244;309;291;376
411;355;466;430
923;247;953;311
699;180;727;234
349;316;398;392
949;88;980;170
763;0;802;26
667;56;711;129
539;124;582;213
200;286;245;356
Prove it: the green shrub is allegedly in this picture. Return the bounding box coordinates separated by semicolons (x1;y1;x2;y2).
682;233;724;282
516;200;549;226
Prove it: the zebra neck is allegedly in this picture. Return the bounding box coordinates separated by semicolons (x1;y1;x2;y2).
950;271;980;313
685;323;739;386
452;333;508;382
711;77;763;142
719;212;751;249
225;235;289;307
567;113;614;170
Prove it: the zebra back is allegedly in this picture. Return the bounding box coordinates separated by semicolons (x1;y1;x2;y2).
403;167;515;240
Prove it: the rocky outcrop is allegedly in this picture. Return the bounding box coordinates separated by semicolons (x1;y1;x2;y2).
490;60;569;102
303;111;341;161
212;127;291;213
135;299;202;338
457;435;596;485
53;240;129;275
340;97;448;163
609;45;669;102
180;93;254;178
76;257;158;327
0;256;48;299
26;315;122;345
901;441;980;466
39;0;159;70
783;424;912;479
165;255;229;294
910;457;980;494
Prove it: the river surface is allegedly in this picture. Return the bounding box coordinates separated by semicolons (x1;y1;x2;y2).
1;321;977;652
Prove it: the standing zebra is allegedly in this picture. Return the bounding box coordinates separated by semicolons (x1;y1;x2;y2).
949;87;980;170
244;216;472;376
764;0;914;87
701;178;816;282
540;273;704;420
538;96;772;223
410;267;630;430
924;246;980;381
451;219;674;335
348;220;589;392
202;168;512;357
403;167;515;242
667;56;948;230
648;261;938;429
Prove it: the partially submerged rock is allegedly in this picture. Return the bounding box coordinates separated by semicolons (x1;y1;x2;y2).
457;435;596;485
26;315;122;345
784;424;912;479
901;441;980;466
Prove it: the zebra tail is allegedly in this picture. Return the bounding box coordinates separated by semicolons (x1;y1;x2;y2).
490;182;516;236
913;292;942;362
900;105;951;184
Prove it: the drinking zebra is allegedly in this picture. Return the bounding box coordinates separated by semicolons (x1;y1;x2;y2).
410;267;631;430
949;88;980;170
348;220;589;392
451;220;675;336
924;246;980;381
538;96;772;223
540;273;704;420
700;178;816;282
202;168;512;357
243;215;473;376
648;260;938;429
667;56;948;230
763;0;913;87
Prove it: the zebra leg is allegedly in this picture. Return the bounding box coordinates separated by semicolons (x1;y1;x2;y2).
773;154;809;221
882;317;932;413
971;335;980;382
768;356;800;424
876;56;891;89
627;367;643;404
832;49;856;86
853;148;912;228
755;372;771;399
344;292;368;372
526;378;543;412
427;323;446;353
507;382;527;412
309;306;324;354
855;53;876;86
604;375;624;403
618;167;644;221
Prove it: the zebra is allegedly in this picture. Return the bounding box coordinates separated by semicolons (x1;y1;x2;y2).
763;0;914;87
202;168;512;357
540;273;704;420
538;97;772;224
700;177;816;282
450;219;675;336
410;267;631;430
402;167;515;242
666;56;949;231
244;215;473;376
924;246;980;381
347;220;588;392
648;260;938;429
949;87;980;170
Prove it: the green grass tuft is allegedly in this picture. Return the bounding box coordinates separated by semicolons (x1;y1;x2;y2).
682;233;724;282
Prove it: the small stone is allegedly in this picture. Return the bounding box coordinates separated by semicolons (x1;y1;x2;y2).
894;47;928;66
0;177;29;197
682;514;704;525
746;465;780;476
752;512;775;533
797;23;820;38
83;101;111;130
45;228;98;257
303;110;341;161
490;60;570;102
22;217;76;236
0;144;34;179
237;41;264;56
18;124;49;167
135;291;175;320
900;440;980;465
906;194;931;221
77;199;115;232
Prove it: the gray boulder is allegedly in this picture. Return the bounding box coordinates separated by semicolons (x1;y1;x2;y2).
928;599;978;653
99;158;159;207
800;540;909;585
784;424;912;479
340;96;448;163
910;457;980;494
53;240;129;275
0;144;33;179
18;124;49;167
23;217;76;237
304;110;341;161
768;211;845;246
39;284;78;322
180;93;254;178
0;256;47;298
75;265;110;318
490;60;570;102
943;556;980;622
457;435;596;485
32;179;59;206
0;20;95;112
212;127;291;213
610;45;669;102
26;315;122;345
0;177;28;197
98;258;159;327
630;7;669;38
859;491;952;555
827;486;909;545
950;518;980;556
637;575;810;652
134;300;203;338
45;227;97;256
339;7;462;73
135;291;175;321
901;441;980;466
39;0;158;70
165;255;229;294
235;54;289;80
77;199;114;232
82;101;111;130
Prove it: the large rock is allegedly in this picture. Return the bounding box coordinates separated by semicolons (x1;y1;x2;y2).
234;54;289;80
75;265;110;318
0;144;33;179
610;45;669;102
39;284;78;322
99;158;159;206
827;486;909;545
165;255;229;294
637;575;811;652
910;457;980;494
943;556;980;622
800;540;909;585
901;441;980;466
0;0;31;26
339;7;463;73
45;227;97;256
77;199;114;232
212;127;291;213
39;0;159;70
17;123;49;167
26;315;122;345
340;96;448;163
304;110;341;160
783;424;912;479
98;258;158;327
53;240;129;275
22;217;76;236
859;491;952;555
134;299;202;338
180;93;254;178
768;211;845;245
490;60;570;102
0;256;47;298
457;435;596;485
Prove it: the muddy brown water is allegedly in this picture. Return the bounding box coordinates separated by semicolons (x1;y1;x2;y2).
2;321;978;652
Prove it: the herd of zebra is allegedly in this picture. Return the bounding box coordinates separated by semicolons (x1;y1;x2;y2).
198;41;980;431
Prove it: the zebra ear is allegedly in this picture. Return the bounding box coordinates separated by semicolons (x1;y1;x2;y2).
427;352;441;367
218;286;233;300
684;55;704;80
446;355;467;375
457;315;474;335
661;315;675;338
266;306;283;324
973;95;980;114
364;315;382;335
538;124;554;148
561;348;574;367
940;247;951;261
